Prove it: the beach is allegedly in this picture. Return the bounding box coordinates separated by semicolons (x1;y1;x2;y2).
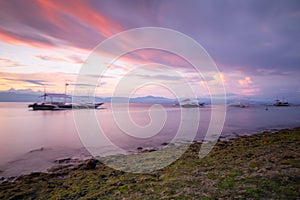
1;127;299;199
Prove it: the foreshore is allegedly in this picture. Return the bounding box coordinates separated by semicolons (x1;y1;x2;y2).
1;127;299;199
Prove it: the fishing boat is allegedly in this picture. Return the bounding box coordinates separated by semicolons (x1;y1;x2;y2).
273;98;289;106
180;98;204;108
28;93;103;110
28;84;103;110
229;102;249;108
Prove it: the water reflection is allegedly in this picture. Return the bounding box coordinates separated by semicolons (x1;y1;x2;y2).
0;102;299;176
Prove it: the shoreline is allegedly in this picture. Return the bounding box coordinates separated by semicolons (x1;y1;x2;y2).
0;124;297;179
1;126;299;199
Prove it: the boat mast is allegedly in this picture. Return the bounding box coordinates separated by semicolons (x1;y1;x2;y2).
43;87;46;103
65;83;69;103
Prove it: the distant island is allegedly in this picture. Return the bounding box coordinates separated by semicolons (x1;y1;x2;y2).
0;88;298;104
0;89;175;103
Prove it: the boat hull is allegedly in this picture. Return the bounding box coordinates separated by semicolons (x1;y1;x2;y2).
28;103;104;110
273;103;290;106
28;103;58;110
181;104;200;108
71;103;104;109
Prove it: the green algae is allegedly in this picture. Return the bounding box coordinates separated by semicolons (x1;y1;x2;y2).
0;127;299;199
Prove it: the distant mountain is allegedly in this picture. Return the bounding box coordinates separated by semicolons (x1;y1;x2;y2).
130;95;175;103
1;89;298;104
0;89;175;103
0;89;41;102
93;96;175;103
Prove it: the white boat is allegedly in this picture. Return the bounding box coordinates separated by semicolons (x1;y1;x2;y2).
229;102;249;108
180;98;204;108
273;98;289;106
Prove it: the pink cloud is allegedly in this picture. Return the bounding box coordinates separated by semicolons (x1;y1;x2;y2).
108;49;197;74
67;55;84;64
0;30;53;48
0;57;20;67
35;0;122;38
240;88;260;96
0;1;123;50
238;76;253;86
35;55;67;63
0;72;76;92
0;71;118;95
237;76;260;96
35;54;86;65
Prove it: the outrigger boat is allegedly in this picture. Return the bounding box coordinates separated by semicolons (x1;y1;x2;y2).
229;102;249;108
28;93;103;110
180;98;205;108
28;85;103;110
273;98;289;106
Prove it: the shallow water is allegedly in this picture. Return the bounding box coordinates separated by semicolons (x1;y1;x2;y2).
0;102;299;177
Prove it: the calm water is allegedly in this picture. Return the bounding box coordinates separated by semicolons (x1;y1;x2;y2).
0;102;300;177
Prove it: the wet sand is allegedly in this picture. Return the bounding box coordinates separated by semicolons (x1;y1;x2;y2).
0;127;299;199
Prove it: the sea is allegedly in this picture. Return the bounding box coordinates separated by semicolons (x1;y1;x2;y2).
0;102;300;178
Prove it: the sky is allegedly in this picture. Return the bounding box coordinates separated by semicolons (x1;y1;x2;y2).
0;0;300;102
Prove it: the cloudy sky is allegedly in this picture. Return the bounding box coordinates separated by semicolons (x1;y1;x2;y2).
0;0;300;102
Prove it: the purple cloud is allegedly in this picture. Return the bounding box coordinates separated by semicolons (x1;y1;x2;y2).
0;0;299;100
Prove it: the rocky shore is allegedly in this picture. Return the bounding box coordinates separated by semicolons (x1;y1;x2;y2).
0;127;299;199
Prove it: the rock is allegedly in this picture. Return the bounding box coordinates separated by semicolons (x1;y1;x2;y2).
161;142;169;146
131;179;137;184
55;157;72;164
85;158;98;169
0;179;7;184
141;148;157;153
6;176;16;182
30;172;42;177
244;153;254;158
218;141;228;148
137;147;143;150
29;147;45;153
283;152;298;159
48;164;73;172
